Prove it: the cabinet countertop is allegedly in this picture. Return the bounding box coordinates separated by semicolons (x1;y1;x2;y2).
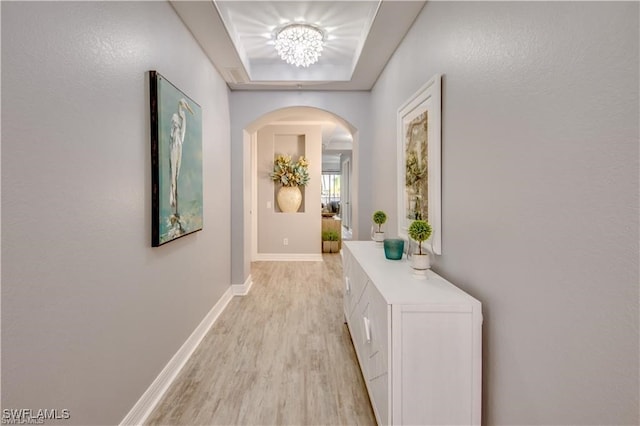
344;241;481;307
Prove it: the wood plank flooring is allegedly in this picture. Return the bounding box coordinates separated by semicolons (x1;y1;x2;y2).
145;254;376;426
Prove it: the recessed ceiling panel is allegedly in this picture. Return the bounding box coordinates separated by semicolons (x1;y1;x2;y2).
215;0;380;82
171;0;426;90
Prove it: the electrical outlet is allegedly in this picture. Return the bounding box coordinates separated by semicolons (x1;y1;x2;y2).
283;238;289;246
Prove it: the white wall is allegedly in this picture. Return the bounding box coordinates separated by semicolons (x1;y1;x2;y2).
1;2;231;425
370;1;639;424
230;92;371;284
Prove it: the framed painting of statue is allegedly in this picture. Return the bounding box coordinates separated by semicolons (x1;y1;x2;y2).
397;74;442;254
150;71;203;247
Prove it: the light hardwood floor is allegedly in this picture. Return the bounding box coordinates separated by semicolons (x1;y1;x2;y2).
146;254;376;426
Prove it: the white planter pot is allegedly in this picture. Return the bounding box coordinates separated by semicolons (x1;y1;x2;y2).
372;231;385;242
322;241;331;253
410;253;430;270
277;186;302;213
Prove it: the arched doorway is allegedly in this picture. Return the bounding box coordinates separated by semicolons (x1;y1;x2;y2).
243;106;359;262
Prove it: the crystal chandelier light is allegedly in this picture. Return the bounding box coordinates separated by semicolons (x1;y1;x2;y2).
274;24;324;68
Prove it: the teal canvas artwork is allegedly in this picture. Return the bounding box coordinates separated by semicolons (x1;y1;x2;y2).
150;71;203;246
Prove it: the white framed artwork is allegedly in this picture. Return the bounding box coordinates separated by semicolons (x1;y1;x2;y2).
397;74;442;254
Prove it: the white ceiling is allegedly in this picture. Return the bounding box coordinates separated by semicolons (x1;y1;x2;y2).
170;0;426;91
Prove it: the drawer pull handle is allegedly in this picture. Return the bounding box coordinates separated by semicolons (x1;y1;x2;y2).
363;316;371;343
345;277;351;294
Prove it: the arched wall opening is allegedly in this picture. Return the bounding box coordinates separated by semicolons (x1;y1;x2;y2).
229;91;372;287
244;106;360;264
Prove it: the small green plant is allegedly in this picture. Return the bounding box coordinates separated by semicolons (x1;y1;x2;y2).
322;230;340;241
372;210;387;232
408;220;432;255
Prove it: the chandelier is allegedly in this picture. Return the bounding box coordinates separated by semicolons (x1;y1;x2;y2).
274;24;324;68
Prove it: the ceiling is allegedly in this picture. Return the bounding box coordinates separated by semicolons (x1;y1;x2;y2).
170;0;426;91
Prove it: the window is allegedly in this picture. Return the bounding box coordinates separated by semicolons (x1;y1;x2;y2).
321;173;341;213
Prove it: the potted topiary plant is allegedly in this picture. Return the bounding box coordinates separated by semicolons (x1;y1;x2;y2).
407;220;432;271
371;210;387;242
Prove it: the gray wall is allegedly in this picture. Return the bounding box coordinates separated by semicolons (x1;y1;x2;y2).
370;1;639;424
230;92;372;284
1;2;231;424
257;125;322;255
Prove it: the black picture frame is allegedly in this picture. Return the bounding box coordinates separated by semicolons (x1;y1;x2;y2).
150;71;203;247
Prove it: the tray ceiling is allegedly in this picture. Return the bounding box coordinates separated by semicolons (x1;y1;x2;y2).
170;0;426;91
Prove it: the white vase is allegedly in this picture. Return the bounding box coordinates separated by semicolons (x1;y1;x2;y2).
371;225;385;242
410;253;430;270
277;186;302;213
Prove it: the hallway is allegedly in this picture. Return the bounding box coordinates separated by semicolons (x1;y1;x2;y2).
146;255;375;425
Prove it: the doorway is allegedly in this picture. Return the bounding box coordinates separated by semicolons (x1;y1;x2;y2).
245;107;358;262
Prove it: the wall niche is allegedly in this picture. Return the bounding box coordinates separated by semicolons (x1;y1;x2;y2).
273;134;306;213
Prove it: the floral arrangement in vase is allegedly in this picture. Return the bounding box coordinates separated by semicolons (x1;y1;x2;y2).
270;155;310;213
270;154;310;187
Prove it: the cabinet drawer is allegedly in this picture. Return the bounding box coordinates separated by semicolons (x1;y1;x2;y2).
342;251;353;317
369;373;389;425
344;255;369;318
366;283;390;425
348;275;391;426
367;282;389;381
349;292;370;380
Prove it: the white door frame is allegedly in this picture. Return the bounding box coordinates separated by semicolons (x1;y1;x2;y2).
341;157;352;230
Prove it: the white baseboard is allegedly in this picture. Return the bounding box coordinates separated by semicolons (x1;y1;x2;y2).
120;287;234;426
232;274;253;296
254;253;323;262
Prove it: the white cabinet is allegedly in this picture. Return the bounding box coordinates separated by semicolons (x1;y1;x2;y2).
343;241;482;426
